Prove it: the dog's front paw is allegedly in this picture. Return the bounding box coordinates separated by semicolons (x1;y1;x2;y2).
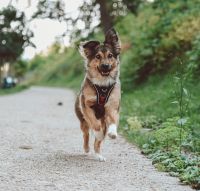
107;124;118;139
95;153;106;162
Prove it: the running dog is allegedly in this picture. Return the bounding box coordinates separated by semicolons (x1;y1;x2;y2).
75;28;121;161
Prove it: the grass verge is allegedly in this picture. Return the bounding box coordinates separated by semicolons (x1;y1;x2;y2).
120;75;200;189
0;84;29;96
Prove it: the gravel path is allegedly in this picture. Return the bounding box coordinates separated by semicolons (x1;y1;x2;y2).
0;87;193;191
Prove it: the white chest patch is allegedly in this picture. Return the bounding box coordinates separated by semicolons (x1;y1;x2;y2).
91;77;116;87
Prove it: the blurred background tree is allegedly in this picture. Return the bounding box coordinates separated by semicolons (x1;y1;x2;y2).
32;0;140;40
0;5;33;82
14;59;28;78
1;0;200;85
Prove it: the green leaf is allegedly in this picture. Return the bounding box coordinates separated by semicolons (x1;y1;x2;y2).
171;101;179;104
177;118;187;125
183;88;188;96
174;76;180;80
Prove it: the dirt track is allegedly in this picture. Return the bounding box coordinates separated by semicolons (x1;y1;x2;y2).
0;87;193;191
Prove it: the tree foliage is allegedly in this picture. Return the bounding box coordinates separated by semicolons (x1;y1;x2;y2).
122;0;141;15
119;0;200;85
32;0;134;40
0;6;33;65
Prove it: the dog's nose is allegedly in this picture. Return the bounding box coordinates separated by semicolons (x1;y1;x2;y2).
101;64;111;71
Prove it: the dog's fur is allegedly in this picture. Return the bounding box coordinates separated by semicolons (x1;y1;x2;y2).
75;29;121;161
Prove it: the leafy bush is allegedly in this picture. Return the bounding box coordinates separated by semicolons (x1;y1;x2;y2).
116;0;200;87
186;34;200;77
127;115;161;130
14;60;28;78
27;46;84;89
149;151;200;189
153;117;188;150
127;116;142;130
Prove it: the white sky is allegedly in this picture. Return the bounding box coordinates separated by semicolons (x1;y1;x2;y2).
0;0;83;59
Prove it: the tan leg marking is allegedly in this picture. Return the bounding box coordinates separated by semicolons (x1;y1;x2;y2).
80;121;90;153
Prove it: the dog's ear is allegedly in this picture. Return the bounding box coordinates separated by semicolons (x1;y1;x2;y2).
104;28;121;55
79;41;100;59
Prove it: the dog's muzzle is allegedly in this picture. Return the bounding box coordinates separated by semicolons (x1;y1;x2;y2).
101;64;111;71
98;64;111;76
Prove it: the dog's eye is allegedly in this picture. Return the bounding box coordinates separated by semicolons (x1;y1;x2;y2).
108;53;113;58
95;54;101;59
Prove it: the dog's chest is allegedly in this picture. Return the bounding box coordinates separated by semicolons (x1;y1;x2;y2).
91;104;105;119
90;84;115;119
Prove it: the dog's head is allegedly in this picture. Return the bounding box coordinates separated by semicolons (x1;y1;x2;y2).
79;29;121;85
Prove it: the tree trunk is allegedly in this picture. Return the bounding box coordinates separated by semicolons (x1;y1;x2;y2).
96;0;113;34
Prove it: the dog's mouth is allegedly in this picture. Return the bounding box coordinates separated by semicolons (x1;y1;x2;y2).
97;67;111;76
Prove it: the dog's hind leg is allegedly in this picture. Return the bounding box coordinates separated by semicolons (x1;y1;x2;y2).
94;138;106;162
80;121;90;153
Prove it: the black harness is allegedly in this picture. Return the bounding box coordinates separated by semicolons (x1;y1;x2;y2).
90;81;115;119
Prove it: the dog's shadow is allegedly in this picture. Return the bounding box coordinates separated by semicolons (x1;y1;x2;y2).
63;152;99;162
32;151;106;172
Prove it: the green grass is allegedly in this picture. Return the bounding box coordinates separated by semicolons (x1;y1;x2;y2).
121;75;174;122
0;84;28;96
120;74;200;189
37;72;83;91
27;46;84;91
120;74;200;148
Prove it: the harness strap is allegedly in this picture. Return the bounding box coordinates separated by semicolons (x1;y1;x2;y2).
93;83;115;106
86;78;116;119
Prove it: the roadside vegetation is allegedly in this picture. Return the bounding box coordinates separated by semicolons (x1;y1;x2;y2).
0;85;28;95
6;0;200;189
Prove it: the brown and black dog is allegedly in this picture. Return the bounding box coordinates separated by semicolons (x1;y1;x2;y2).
75;29;121;161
